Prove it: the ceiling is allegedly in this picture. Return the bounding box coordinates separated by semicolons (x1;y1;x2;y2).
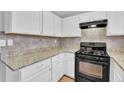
52;11;89;18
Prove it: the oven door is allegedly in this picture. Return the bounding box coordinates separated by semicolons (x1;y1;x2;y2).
75;55;109;82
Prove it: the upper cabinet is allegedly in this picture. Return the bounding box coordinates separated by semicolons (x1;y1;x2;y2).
0;12;4;31
4;11;41;35
107;12;124;36
43;11;62;36
4;11;62;37
62;15;81;37
53;14;62;36
42;11;54;36
79;11;107;23
4;11;124;37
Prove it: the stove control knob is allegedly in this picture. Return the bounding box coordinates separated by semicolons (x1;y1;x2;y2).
95;57;99;60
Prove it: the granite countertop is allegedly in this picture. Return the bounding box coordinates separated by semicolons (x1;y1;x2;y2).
1;46;79;71
108;51;124;71
1;45;124;72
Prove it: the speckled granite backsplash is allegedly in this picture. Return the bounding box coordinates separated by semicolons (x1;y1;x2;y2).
107;36;124;53
61;27;124;53
61;28;107;49
1;27;124;66
0;32;61;61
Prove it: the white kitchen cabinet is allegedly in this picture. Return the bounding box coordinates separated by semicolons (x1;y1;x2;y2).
62;17;70;36
53;14;62;36
52;53;64;82
0;12;4;31
79;13;90;23
19;58;51;82
110;58;124;82
4;11;41;35
62;15;81;37
64;53;75;78
107;12;124;36
79;12;106;23
43;11;62;36
0;62;6;82
43;11;54;36
113;62;124;82
22;67;51;82
89;12;107;21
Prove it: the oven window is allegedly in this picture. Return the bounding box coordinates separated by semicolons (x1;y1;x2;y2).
79;61;103;79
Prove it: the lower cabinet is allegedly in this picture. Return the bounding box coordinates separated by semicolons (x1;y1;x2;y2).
19;58;52;82
22;67;51;82
0;52;75;82
52;53;64;82
113;62;124;82
110;58;114;82
64;53;75;78
110;58;124;82
3;53;124;82
0;62;6;82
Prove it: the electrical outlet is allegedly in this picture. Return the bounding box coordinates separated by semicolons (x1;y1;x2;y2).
0;39;6;47
7;39;13;46
54;39;57;43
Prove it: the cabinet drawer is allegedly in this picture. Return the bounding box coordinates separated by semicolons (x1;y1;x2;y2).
19;58;51;80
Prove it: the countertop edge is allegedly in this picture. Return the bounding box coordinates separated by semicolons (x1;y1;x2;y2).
0;51;76;71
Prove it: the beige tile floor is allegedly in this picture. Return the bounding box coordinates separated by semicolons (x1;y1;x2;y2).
59;76;74;82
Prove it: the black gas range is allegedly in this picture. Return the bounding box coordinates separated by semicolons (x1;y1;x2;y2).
75;42;110;82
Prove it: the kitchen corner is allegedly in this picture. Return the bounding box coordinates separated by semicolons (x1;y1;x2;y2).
0;11;124;82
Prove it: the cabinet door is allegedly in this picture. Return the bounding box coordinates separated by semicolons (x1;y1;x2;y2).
62;18;71;36
52;53;64;82
52;62;64;82
12;11;40;35
107;12;124;36
43;11;54;35
113;62;124;82
89;12;107;21
53;14;62;36
0;12;4;31
23;68;51;82
65;53;75;78
79;13;90;23
62;16;81;37
70;16;81;36
0;62;6;82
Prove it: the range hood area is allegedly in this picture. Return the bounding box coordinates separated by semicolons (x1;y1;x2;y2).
79;19;107;29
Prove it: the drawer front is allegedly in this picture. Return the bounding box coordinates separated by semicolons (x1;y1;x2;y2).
20;58;51;80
